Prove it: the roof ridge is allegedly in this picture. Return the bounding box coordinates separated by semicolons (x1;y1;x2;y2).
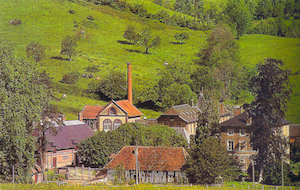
172;104;189;108
124;145;183;149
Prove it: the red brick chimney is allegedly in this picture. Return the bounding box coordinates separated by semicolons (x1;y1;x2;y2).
233;106;242;116
127;62;132;104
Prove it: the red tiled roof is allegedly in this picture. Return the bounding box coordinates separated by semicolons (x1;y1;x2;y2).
115;100;143;117
80;106;103;119
105;146;188;171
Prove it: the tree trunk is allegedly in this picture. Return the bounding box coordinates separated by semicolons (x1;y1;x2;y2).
40;131;47;181
259;168;263;183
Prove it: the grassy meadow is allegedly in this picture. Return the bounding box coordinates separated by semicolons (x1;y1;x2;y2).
0;183;299;190
0;0;299;122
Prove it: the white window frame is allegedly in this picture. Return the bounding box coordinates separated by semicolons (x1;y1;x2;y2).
240;129;246;136
227;129;234;136
113;119;122;130
227;140;234;151
239;140;246;151
103;119;112;132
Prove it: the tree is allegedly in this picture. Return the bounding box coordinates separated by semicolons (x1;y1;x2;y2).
183;136;236;184
183;92;240;184
249;58;292;182
123;25;140;44
136;29;161;54
156;63;196;110
254;0;272;19
196;91;220;141
26;42;45;63
61;71;80;84
35;105;60;181
85;65;100;77
194;23;251;103
223;0;252;37
92;69;127;100
174;32;190;44
60;35;77;61
77;123;187;167
0;43;50;182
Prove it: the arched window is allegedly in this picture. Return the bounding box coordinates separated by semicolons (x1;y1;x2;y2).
103;119;112;132
109;107;117;115
113;119;122;130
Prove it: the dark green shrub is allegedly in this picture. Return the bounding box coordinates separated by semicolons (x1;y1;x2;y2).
61;71;80;84
87;15;94;20
286;20;300;38
129;4;148;17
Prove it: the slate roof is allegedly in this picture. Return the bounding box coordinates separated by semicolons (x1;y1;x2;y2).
105;146;188;171
220;112;290;127
80;106;103;120
115;100;143;117
159;104;200;123
34;120;95;151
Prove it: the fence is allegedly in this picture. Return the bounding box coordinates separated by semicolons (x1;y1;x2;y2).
229;184;300;190
58;166;106;181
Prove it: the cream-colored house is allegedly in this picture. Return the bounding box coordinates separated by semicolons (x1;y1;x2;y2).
97;100;143;131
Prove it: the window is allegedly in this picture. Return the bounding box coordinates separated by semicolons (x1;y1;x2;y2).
240;129;246;136
103;119;112;132
109;107;117;115
62;155;69;160
239;140;246;151
227;129;234;136
227;140;234;151
113;119;122;130
170;117;174;121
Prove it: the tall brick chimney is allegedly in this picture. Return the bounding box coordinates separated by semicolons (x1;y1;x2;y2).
127;62;132;104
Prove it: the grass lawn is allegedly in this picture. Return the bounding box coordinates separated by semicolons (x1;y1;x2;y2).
239;34;300;124
1;183;299;190
0;0;299;122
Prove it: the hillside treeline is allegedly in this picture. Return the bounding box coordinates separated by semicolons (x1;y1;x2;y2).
82;0;300;37
89;24;252;111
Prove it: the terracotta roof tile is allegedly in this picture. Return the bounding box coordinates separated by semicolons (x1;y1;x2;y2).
115;100;143;117
80;106;103;119
105;146;188;171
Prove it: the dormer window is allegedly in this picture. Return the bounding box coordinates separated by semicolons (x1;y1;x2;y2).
240;129;246;136
227;129;234;136
109;107;117;115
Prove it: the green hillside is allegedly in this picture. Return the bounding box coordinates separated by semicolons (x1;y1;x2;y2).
0;0;299;123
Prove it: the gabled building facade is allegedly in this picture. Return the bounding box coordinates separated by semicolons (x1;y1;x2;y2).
105;146;188;184
97;100;143;131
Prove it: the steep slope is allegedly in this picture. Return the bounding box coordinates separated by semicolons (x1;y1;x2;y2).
0;0;299;122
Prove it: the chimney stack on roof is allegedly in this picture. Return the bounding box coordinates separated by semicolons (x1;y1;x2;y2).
127;62;132;104
233;106;242;116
